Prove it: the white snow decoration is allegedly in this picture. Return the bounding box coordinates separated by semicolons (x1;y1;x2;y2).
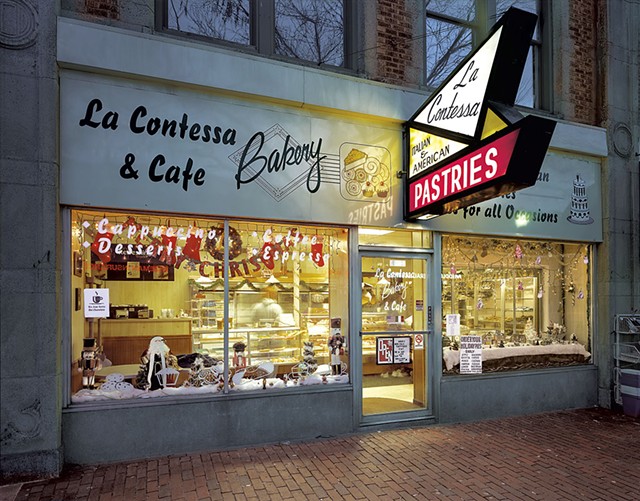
231;369;245;386
443;343;591;371
231;377;286;391
299;374;323;385
105;373;124;383
257;361;274;377
71;373;350;402
71;384;223;403
313;364;332;376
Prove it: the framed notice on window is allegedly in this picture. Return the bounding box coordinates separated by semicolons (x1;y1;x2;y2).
460;335;483;374
84;288;109;318
376;336;412;364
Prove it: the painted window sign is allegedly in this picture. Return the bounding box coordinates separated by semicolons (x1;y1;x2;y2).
84;217;331;281
404;8;556;220
377;337;394;364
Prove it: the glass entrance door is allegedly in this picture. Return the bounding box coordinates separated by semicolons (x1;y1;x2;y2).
360;254;429;416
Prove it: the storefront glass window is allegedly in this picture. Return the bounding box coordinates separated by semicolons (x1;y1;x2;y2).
70;209;349;402
359;227;432;248
165;0;347;68
441;235;592;374
426;0;545;108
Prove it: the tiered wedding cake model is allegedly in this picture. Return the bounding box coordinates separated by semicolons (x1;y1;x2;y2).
567;174;593;224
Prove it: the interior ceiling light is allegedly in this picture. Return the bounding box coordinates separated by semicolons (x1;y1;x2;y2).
360;228;393;236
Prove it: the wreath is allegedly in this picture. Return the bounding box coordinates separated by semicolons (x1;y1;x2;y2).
204;226;243;261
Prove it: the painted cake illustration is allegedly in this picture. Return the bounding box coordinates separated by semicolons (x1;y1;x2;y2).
341;147;390;200
567;174;593;224
343;148;367;172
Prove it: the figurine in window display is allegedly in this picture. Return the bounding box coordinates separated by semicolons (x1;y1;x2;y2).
252;289;283;326
328;318;345;375
77;338;102;389
233;342;247;368
134;336;179;390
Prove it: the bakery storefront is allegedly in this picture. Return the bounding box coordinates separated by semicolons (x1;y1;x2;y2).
59;11;602;464
60;65;443;463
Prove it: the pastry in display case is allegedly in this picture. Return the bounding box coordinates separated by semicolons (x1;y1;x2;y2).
189;281;332;371
442;270;540;345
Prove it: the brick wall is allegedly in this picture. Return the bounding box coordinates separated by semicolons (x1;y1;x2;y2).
85;0;119;20
568;0;598;125
374;0;414;86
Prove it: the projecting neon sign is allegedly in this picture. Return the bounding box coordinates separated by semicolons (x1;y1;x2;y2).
403;8;556;220
410;129;517;212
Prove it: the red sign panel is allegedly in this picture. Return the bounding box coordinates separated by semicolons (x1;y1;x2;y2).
409;129;519;213
377;338;394;364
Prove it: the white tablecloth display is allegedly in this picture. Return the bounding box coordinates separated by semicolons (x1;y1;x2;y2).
443;343;591;371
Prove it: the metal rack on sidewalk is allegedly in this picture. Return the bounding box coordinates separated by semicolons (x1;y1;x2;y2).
613;314;640;405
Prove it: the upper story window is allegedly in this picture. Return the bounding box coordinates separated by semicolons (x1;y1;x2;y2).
165;0;349;68
426;0;547;109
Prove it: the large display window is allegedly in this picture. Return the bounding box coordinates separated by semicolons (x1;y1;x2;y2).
441;235;592;374
70;209;349;402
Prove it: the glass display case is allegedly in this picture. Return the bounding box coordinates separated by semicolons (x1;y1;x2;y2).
443;270;540;343
189;282;331;367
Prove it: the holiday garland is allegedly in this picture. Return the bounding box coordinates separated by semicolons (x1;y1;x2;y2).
204;226;243;261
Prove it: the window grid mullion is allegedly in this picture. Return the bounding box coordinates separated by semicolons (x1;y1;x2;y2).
255;0;275;56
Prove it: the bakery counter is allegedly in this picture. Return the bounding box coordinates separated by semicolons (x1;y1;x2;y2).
196;326;301;362
100;318;192;337
98;318;193;365
194;326;299;335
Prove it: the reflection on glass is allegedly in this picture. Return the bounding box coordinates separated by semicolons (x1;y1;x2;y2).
168;0;251;44
515;46;534;107
275;0;344;66
496;0;540;39
427;0;476;20
426;18;473;88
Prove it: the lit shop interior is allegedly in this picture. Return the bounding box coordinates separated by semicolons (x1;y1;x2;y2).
69;208;593;408
360;244;429;416
70;209;349;400
441;235;592;373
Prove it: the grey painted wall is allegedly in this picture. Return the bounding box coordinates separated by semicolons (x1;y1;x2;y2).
0;0;62;481
595;0;640;408
440;366;598;424
62;388;353;464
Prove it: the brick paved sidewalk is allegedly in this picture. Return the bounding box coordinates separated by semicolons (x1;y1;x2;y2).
5;407;640;501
